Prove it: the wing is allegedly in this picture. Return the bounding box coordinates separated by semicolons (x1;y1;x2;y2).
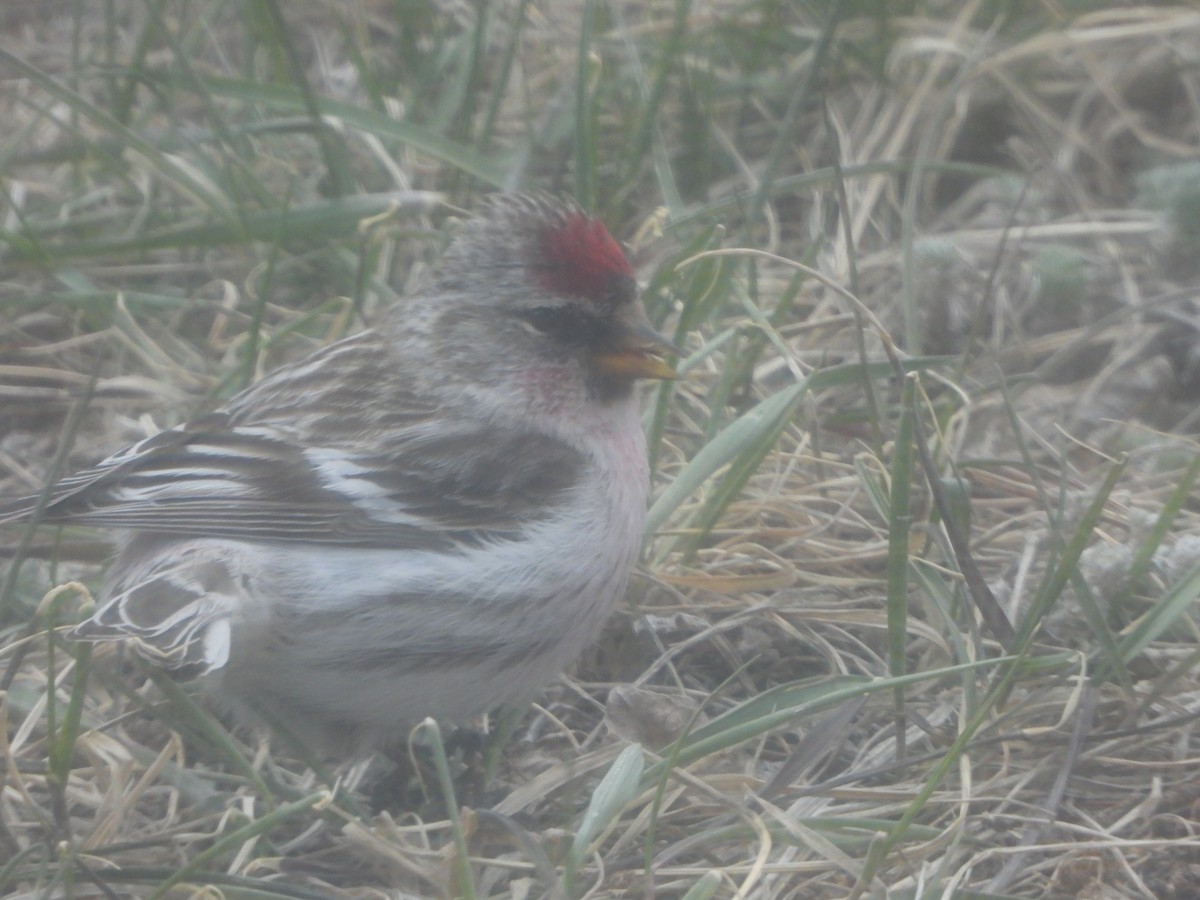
0;413;585;549
0;337;585;550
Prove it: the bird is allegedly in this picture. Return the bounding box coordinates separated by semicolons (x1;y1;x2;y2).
0;193;678;755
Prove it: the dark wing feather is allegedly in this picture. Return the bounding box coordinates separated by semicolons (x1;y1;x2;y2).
1;416;583;549
0;416;211;526
0;336;585;549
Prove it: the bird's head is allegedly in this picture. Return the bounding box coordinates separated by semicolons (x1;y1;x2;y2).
397;194;678;406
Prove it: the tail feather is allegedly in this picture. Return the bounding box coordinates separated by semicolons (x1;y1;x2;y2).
71;555;236;676
0;494;38;526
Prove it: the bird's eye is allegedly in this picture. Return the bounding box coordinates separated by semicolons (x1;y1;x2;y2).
518;307;593;346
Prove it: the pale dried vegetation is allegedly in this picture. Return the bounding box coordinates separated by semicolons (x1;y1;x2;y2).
3;2;1200;898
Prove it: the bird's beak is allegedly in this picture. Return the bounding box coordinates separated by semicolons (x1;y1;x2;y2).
593;316;681;380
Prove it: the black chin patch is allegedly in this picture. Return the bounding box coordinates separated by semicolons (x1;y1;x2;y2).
587;371;636;404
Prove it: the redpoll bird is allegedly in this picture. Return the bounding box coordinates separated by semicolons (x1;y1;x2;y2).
1;194;677;754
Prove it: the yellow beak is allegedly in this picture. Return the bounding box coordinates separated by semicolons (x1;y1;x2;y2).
592;320;681;380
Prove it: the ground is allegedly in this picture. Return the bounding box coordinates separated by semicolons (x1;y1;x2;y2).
2;2;1200;898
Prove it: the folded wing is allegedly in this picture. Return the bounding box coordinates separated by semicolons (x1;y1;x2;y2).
0;411;584;551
